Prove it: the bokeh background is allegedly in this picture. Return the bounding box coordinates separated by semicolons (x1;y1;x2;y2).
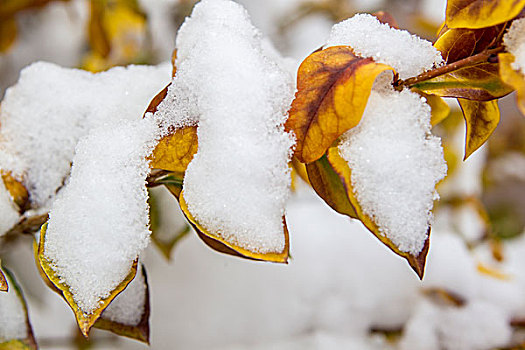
1;0;525;349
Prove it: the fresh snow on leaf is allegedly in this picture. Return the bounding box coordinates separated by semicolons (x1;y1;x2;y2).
338;88;447;254
0;272;28;342
160;0;295;254
0;181;20;237
503;18;525;73
102;264;147;326
325;14;443;79
0;61;170;208
44;118;158;314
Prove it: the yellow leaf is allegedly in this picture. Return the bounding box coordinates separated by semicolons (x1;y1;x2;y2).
145;83;199;174
412;89;451;127
179;192;289;264
291;156;310;186
0;17;16;53
37;223;138;337
306;148;430;279
94;265;150;344
149;127;198;173
1;171;29;212
445;0;525;29
84;0;146;72
0;260;6;292
499;52;525;116
458;98;500;160
285;46;394;163
0;266;37;349
476;262;510;280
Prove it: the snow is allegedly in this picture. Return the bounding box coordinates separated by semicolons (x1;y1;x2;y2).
44;117;158;314
102;264;147;326
504;18;525;73
162;0;295;254
0;271;28;342
325;13;443;79
0;61;170;208
338;88;447;254
0;181;20;237
399;299;511;350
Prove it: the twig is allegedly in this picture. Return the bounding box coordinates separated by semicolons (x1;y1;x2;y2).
394;46;505;90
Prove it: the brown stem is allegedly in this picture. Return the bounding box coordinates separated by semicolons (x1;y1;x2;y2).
394;46;505;90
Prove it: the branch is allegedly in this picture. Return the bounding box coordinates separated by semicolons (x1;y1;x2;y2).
394;46;505;90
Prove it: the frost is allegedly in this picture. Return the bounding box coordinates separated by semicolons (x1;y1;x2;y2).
503;17;525;73
44;118;158;314
338;88;447;254
102;264;147;326
325;13;443;79
0;274;28;342
159;0;295;254
0;181;20;237
0;61;170;208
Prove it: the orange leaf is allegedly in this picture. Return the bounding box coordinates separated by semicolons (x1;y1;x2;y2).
286;46;393;163
445;0;525;29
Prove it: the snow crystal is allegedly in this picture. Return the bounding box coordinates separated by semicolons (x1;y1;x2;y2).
0;61;170;208
0;272;28;342
44;117;158;314
0;181;20;236
325;13;443;79
503;18;525;73
338;88;446;254
102;264;147;326
160;0;295;254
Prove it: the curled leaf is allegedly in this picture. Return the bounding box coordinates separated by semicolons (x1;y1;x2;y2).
179;192;289;263
499;52;525;115
0;266;37;349
94;265;150;344
458;98;500;160
285;46;393;163
445;0;525;29
37;223;138;337
306;148;429;279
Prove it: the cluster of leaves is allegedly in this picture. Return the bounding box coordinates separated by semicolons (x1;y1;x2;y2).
2;0;525;348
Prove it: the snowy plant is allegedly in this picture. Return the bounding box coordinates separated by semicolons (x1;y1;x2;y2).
0;0;524;348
